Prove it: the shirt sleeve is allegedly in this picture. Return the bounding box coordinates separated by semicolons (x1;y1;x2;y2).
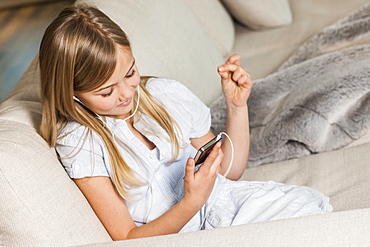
56;124;110;179
146;78;211;139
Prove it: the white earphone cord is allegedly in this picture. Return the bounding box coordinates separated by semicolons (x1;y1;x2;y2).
219;132;234;178
122;86;140;122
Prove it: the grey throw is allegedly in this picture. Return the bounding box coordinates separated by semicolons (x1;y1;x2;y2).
210;4;370;167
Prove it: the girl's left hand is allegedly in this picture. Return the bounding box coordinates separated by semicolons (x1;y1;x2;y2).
217;54;253;107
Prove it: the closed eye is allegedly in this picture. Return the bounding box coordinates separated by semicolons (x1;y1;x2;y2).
125;69;135;78
101;88;113;97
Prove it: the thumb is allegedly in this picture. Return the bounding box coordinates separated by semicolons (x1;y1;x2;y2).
217;66;230;81
184;158;195;180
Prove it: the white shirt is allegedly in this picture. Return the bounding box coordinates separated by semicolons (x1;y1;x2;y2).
56;78;332;232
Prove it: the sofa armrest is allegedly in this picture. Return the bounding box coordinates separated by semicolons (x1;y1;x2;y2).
78;209;370;247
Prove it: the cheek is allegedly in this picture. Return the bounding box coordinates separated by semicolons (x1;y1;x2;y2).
132;70;141;87
91;98;116;113
128;78;140;89
134;75;141;86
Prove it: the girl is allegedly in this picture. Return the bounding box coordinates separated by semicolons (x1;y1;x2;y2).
39;5;332;241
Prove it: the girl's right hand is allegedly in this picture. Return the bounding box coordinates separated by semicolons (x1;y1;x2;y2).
182;142;223;208
73;142;223;241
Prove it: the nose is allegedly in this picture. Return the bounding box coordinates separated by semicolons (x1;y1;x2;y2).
117;83;133;101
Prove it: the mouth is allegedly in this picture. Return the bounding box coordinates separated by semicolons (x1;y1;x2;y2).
118;97;132;107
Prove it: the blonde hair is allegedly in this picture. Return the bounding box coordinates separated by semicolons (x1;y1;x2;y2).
39;5;181;200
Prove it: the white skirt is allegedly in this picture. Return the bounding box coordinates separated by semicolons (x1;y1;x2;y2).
180;175;333;232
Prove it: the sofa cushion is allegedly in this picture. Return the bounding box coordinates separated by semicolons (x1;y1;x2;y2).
184;0;235;58
76;0;224;105
241;141;370;212
221;0;293;30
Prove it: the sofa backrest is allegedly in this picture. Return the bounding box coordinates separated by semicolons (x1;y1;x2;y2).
0;0;233;245
183;0;235;58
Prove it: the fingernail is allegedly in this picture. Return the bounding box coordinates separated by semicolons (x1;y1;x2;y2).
218;67;225;72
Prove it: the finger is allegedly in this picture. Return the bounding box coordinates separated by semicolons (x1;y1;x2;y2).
217;66;230;80
217;67;233;83
226;54;241;66
238;74;253;88
231;74;249;88
197;142;221;172
218;64;240;80
219;65;249;84
184;158;195;181
204;142;222;172
231;67;248;83
218;64;238;73
210;146;223;174
219;64;249;75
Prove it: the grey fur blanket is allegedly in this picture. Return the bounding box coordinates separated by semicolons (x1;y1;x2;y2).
210;4;370;168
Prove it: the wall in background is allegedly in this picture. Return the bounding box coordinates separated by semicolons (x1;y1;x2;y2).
0;0;73;103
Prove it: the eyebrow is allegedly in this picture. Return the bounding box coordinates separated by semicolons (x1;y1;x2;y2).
93;59;136;93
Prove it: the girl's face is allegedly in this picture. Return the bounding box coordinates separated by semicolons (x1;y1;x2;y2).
74;48;140;120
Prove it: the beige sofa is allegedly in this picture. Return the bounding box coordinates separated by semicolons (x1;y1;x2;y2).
1;0;370;246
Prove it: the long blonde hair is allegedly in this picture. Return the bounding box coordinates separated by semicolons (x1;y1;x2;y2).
39;5;180;200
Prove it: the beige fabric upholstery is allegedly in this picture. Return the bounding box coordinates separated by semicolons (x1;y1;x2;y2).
81;209;370;247
184;0;235;58
75;0;225;105
221;0;293;30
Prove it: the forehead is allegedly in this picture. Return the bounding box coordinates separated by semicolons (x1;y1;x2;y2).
95;46;134;88
115;46;134;70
